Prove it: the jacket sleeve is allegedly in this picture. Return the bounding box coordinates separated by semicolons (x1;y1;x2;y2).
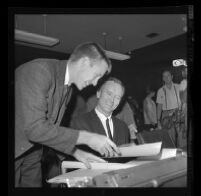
15;61;79;155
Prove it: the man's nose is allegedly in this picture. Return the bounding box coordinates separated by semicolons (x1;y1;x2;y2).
110;96;115;104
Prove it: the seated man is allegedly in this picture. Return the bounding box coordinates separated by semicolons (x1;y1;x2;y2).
71;77;130;153
86;92;138;143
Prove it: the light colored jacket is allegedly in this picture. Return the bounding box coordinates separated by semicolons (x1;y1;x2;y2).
15;59;78;158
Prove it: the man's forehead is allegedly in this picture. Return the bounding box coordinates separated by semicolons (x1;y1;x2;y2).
163;71;171;76
102;81;122;91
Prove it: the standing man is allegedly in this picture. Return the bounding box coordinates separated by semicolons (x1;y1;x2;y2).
178;65;188;149
15;42;120;187
71;77;131;148
156;70;182;147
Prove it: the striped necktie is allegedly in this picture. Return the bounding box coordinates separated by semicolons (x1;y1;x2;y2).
106;118;113;141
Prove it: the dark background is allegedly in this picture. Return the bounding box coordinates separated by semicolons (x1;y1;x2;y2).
14;33;187;104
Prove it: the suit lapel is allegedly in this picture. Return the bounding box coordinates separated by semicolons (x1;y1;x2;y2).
90;110;107;136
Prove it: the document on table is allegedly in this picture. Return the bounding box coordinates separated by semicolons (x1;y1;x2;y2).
118;142;162;157
61;142;162;170
159;148;177;160
127;148;178;164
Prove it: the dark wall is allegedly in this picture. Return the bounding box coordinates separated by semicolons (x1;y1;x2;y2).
15;44;70;68
109;34;187;104
14;33;187;105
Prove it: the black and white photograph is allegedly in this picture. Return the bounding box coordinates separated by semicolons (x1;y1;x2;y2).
8;6;193;190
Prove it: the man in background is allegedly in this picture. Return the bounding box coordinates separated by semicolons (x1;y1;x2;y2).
156;69;183;147
143;87;157;131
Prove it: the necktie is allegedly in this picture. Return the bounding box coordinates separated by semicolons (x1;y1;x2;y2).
106;118;113;141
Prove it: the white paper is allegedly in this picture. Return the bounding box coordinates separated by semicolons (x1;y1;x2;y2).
61;161;134;170
118;142;162;157
159;148;177;160
126;148;177;165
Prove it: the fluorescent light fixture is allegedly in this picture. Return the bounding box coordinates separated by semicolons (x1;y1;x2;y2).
15;29;60;47
172;59;187;67
104;50;130;61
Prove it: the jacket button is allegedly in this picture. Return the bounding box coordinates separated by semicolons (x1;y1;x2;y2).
21;147;24;151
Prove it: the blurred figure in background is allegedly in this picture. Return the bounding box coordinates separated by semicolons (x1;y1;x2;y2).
127;96;143;132
114;101;138;142
156;69;185;148
143;86;157;131
180;66;187;126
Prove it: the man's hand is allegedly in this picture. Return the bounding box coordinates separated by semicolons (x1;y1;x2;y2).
157;121;162;130
72;149;106;169
77;131;121;157
128;124;137;139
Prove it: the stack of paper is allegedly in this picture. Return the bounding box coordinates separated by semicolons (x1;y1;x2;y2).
127;148;177;165
118;142;162;157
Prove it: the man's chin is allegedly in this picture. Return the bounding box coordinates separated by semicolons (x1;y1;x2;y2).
104;107;113;113
79;85;87;90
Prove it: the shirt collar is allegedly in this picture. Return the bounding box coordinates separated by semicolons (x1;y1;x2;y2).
164;82;174;90
64;62;70;85
95;107;112;121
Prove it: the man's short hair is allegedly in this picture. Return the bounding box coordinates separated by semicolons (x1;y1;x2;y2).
145;85;155;95
69;42;112;74
99;77;125;95
162;69;173;76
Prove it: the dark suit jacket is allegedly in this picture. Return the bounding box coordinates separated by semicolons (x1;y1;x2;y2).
71;109;130;147
15;58;79;158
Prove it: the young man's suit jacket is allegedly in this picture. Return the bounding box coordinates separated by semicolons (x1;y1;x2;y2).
15;58;78;158
71;109;130;147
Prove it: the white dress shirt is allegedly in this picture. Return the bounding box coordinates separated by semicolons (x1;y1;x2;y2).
143;97;157;124
156;83;181;110
64;62;69;85
95;108;114;138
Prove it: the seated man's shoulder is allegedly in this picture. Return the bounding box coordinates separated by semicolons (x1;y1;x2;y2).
113;116;129;129
73;111;91;122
